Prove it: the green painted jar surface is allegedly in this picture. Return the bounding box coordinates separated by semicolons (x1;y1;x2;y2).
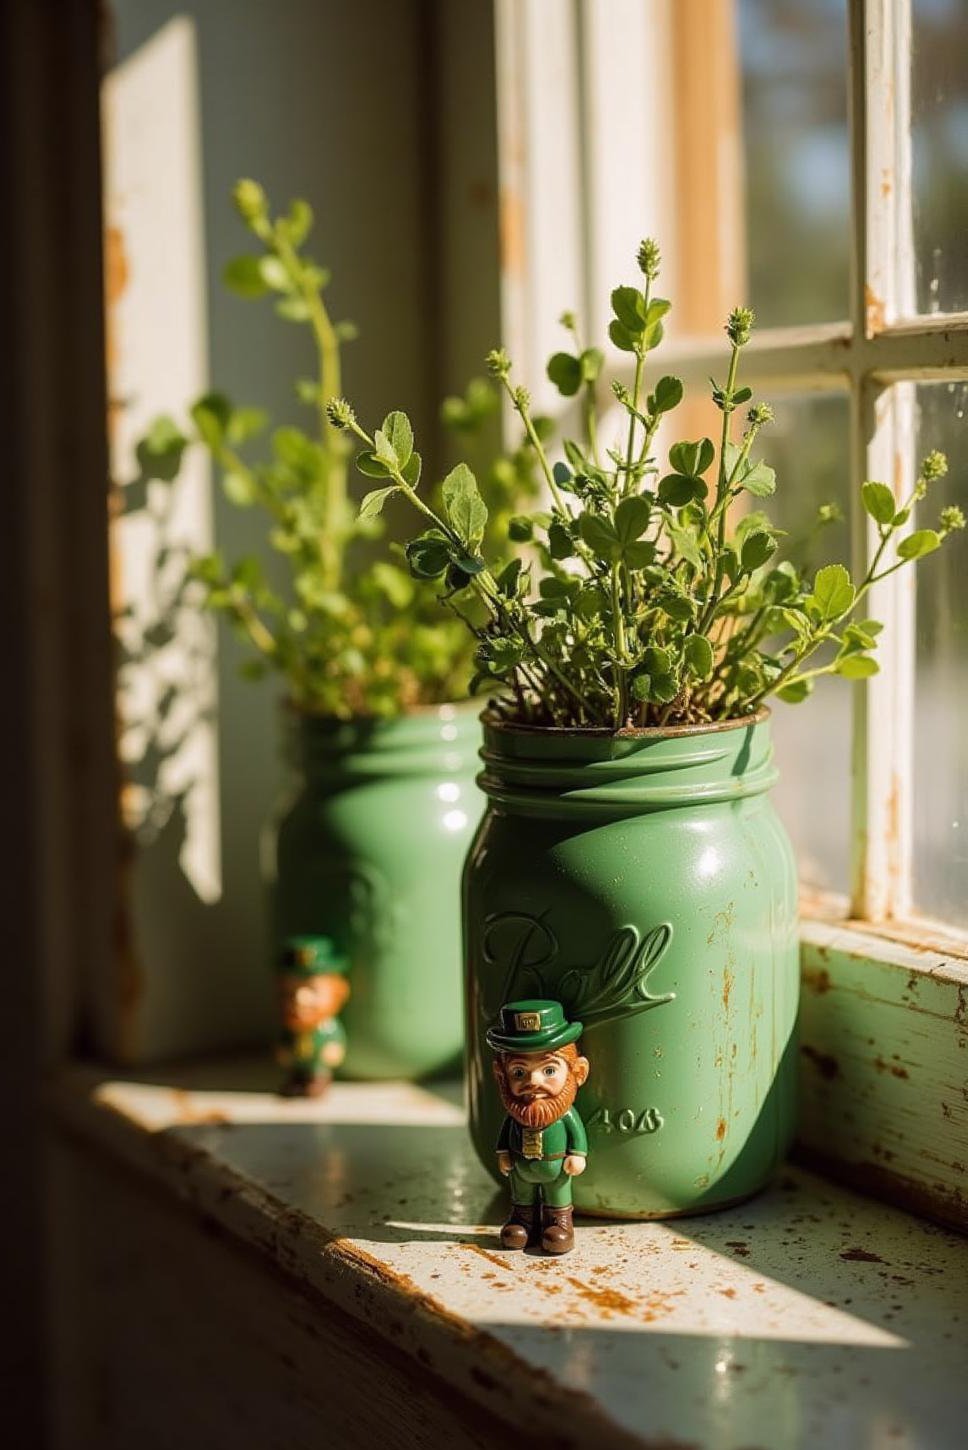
264;704;481;1080
464;711;799;1218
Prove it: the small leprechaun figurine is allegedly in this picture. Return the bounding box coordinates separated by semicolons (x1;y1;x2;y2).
486;999;590;1255
275;935;350;1098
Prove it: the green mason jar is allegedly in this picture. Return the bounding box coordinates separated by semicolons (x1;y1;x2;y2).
264;704;481;1080
464;710;799;1218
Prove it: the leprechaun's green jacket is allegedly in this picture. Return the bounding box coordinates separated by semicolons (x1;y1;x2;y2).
497;1107;587;1162
277;1018;346;1076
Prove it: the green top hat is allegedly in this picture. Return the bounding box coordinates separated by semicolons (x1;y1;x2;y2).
485;999;582;1054
277;935;348;977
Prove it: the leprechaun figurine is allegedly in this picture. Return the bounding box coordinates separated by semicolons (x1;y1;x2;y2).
486;999;590;1255
275;935;350;1098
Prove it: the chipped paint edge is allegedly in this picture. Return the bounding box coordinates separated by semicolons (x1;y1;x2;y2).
798;918;968;1234
45;1067;657;1450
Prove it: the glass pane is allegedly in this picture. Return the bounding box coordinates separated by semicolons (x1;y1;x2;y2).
739;0;850;328
911;0;968;315
750;391;853;895
913;382;968;926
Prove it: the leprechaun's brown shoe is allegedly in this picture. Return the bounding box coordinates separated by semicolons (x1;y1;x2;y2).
541;1205;575;1255
500;1204;536;1250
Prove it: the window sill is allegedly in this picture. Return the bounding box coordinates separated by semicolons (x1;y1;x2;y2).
798;914;968;1231
48;1059;968;1449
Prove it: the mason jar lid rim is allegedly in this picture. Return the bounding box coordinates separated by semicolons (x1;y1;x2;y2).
282;697;479;724
481;706;770;741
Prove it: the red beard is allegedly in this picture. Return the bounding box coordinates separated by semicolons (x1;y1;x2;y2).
494;1063;578;1128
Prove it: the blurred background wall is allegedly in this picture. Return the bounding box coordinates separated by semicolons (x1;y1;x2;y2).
104;0;502;1062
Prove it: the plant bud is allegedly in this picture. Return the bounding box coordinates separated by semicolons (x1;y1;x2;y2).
726;307;755;347
326;398;355;429
921;449;948;483
637;238;661;280
234;178;267;223
486;348;511;379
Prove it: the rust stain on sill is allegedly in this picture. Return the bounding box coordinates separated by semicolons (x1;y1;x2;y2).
873;1056;910;1081
802;966;833;995
114;1120;659;1440
564;1276;682;1324
460;1243;513;1273
840;1246;885;1264
800;1044;840;1081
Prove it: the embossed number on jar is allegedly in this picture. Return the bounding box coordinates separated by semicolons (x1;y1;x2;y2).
588;1106;664;1135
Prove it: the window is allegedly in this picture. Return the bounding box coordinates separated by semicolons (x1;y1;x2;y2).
497;0;968;945
99;0;967;1072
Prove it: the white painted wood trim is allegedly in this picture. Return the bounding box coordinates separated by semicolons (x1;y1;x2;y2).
849;0;916;921
661;315;968;392
494;0;585;420
577;0;676;345
850;381;917;921
800;912;968;983
663;0;959;929
799;916;968;1230
104;16;220;913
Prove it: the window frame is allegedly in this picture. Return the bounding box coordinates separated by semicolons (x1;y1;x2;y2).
666;0;968;941
497;0;968;951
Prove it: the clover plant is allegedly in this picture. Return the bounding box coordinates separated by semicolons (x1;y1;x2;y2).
135;181;524;717
330;239;963;730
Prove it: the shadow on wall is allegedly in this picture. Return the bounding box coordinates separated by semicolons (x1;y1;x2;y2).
107;0;473;1062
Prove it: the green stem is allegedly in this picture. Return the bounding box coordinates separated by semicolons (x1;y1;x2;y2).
273;227;346;591
699;606;769;701
212;443;287;525
611;564;629;727
780;661;839;688
636;417;660;475
622;350;645;496
696;346;742;632
864;555;916;589
621;277;652;496
585;383;601;466
850;474;924;607
230;594;278;659
745;628;834;709
503;380;569;515
526;628;595;716
350;410;597;721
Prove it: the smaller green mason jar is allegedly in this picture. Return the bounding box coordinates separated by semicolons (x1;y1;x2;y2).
464;711;799;1218
264;704;481;1081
